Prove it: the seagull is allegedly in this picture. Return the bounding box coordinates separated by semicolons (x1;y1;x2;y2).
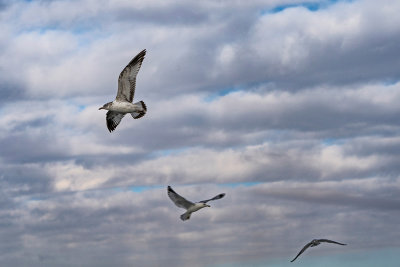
290;239;347;262
167;186;226;221
99;49;147;132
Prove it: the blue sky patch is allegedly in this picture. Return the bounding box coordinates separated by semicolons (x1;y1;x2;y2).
129;185;163;193
203;88;242;103
261;0;352;15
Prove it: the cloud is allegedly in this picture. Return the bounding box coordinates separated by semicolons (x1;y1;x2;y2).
1;0;400;266
1;182;400;266
2;0;399;100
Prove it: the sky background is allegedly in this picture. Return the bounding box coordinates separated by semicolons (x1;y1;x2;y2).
1;0;400;266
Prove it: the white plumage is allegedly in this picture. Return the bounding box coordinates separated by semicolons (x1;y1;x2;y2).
167;186;226;221
99;49;147;132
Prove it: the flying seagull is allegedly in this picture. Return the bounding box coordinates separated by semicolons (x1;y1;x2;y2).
290;239;347;262
167;186;225;221
99;49;147;132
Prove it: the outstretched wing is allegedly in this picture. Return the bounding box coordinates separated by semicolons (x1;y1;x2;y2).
318;239;347;246
167;186;194;210
290;241;313;262
116;49;146;102
106;111;125;132
199;193;226;203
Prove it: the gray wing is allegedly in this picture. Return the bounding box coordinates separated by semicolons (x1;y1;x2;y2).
167;186;194;210
290;241;313;262
116;49;146;102
199;193;226;203
106;111;125;132
318;239;347;246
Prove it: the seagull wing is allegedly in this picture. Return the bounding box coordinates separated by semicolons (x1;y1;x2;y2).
106;111;125;132
290;241;313;262
116;49;146;102
167;186;194;210
199;193;226;203
318;239;347;246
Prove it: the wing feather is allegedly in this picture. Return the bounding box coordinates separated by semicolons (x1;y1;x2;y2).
318;239;347;246
106;111;125;132
200;193;226;203
167;186;194;210
116;49;146;102
290;241;313;262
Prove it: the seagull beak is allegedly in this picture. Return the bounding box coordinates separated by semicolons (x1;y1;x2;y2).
206;204;211;207
99;107;104;110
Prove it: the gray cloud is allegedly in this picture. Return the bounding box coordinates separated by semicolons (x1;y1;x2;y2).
1;0;400;266
1;0;399;100
1;184;399;266
0;83;25;104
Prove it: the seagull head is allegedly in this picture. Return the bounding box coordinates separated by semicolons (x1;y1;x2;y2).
310;239;320;247
197;203;210;208
99;102;112;110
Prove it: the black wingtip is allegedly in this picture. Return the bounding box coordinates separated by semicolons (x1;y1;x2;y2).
137;49;146;61
125;49;147;69
215;193;226;200
137;49;146;58
106;121;116;132
107;123;116;132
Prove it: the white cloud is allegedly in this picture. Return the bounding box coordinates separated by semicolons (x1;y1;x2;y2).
1;0;400;266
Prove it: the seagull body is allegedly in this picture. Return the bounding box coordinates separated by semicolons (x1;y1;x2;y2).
99;49;147;132
105;100;144;113
167;186;225;221
290;239;347;262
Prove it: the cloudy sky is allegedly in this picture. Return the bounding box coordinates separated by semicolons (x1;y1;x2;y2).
1;0;400;266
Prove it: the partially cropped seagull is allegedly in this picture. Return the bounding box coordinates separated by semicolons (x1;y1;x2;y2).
167;186;226;221
99;49;147;132
290;239;347;262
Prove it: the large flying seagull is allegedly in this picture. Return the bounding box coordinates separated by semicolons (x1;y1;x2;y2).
99;49;147;132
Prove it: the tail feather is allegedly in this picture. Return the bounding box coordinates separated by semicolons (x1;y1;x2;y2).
131;101;147;119
140;101;147;112
180;212;191;221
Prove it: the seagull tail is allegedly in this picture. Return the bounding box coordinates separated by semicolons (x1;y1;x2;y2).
180;212;191;221
131;101;147;119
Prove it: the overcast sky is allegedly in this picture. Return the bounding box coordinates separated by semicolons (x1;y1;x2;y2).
1;0;400;266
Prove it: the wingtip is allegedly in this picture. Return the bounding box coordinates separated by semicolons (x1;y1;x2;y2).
139;49;146;58
106;122;116;132
106;123;115;133
216;193;226;199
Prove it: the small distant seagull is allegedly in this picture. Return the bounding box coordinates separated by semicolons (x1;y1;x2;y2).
99;49;147;132
290;239;347;262
167;186;226;221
